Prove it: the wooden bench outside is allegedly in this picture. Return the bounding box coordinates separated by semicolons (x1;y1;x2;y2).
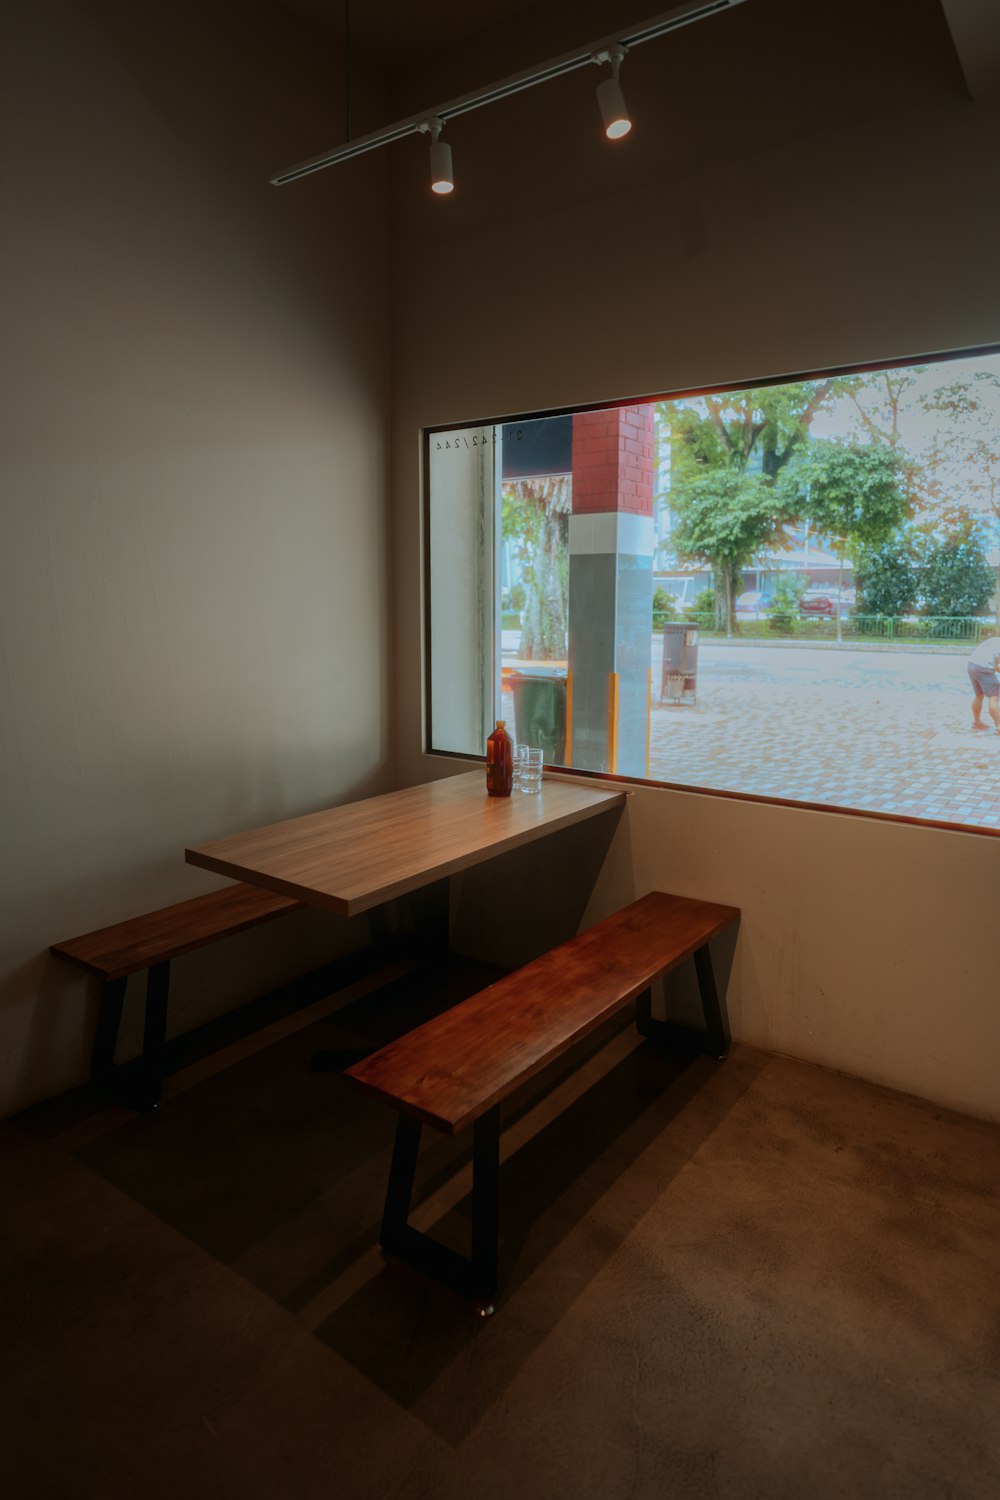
344;890;740;1305
52;883;301;1109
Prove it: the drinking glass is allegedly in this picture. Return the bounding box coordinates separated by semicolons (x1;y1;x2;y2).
513;743;528;792
521;747;543;794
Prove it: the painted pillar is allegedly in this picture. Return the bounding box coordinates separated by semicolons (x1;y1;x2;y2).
567;406;655;776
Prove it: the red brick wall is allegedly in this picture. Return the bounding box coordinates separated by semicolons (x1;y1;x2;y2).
571;406;655;516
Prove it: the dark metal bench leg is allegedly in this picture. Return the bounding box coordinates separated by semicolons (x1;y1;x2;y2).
89;963;170;1110
471;1106;500;1299
382;1113;422;1247
379;1107;501;1306
90;978;127;1087
694;943;730;1059
636;955;729;1060
140;961;170;1109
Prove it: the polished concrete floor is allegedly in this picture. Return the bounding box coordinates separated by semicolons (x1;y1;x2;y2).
4;957;1000;1499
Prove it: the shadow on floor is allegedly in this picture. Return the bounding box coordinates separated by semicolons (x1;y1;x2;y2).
71;956;502;1282
316;1032;761;1444
8;1008;1000;1498
61;948;754;1446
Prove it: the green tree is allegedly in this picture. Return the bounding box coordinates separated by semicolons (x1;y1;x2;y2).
854;530;919;617
669;470;797;633
795;441;908;640
767;573;808;631
920;372;1000;624
659;381;833;632
917;512;994;618
652;586;677;622
829;367;925;505
502;477;570;659
662;381;833;482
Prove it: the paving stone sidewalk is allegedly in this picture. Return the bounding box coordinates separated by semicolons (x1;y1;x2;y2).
502;638;1000;832
647;640;1000;831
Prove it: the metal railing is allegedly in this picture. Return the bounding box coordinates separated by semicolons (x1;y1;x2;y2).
651;612;997;644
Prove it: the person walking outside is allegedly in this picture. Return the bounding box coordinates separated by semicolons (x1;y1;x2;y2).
967;632;1000;733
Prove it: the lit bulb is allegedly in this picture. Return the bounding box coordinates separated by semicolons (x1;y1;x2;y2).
596;47;631;140
430;135;453;194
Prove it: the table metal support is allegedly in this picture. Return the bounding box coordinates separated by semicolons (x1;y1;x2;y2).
311;880;453;1075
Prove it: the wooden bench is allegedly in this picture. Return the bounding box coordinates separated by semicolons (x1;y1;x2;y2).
52;883;301;1109
344;890;740;1305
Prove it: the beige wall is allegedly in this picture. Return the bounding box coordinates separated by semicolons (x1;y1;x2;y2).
0;0;391;1116
390;0;1000;1120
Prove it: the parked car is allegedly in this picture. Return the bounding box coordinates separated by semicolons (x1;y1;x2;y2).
735;590;773;615
799;588;836;615
799;586;853;615
803;582;857;612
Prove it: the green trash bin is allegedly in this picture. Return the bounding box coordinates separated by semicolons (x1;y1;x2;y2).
508;665;568;763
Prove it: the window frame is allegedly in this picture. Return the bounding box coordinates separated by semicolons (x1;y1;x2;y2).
422;340;1000;840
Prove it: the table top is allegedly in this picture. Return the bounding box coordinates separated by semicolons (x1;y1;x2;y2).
185;771;627;918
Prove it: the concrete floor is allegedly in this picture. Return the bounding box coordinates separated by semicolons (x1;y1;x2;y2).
4;959;1000;1500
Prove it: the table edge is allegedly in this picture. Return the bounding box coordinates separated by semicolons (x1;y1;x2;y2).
184;785;627;917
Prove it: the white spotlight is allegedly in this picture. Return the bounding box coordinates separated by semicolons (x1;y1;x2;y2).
424;117;454;195
595;46;631;139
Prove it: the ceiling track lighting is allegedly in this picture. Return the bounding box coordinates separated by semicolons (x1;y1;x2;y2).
270;0;749;191
417;117;454;194
594;45;631;139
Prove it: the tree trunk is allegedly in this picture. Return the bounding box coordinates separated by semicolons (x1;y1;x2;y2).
712;574;725;632
519;508;568;660
836;549;844;645
724;565;738;638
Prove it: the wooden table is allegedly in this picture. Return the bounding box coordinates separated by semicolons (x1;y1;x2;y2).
185;771;627;917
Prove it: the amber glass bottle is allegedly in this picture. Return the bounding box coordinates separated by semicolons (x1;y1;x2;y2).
485;719;513;797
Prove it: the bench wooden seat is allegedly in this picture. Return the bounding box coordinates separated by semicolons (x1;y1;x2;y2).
345;890;740;1304
52;883;301;1109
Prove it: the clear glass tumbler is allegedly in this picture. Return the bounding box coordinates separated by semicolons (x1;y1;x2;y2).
512;743;528;792
521;747;543;794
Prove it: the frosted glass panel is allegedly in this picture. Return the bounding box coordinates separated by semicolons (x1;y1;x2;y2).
427;426;498;757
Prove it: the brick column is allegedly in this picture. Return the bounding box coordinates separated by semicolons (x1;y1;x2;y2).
567;406;655;776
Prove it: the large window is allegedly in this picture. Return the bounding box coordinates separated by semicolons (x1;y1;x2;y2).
426;347;1000;834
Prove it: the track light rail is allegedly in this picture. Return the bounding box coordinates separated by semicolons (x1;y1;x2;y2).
270;0;747;186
